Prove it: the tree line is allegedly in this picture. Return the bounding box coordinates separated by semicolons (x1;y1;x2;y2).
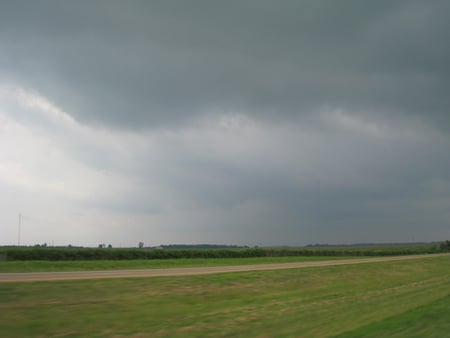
0;244;444;261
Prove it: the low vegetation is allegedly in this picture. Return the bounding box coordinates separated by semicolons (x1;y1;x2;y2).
0;243;442;261
0;255;358;273
1;255;449;337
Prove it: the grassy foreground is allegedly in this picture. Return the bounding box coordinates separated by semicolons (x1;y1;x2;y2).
1;255;449;337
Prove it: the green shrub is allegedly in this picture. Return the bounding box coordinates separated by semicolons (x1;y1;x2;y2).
0;244;442;261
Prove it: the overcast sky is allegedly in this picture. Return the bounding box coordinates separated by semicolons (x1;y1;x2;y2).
1;0;449;247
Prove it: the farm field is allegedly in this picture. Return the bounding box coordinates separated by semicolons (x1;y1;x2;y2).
1;255;449;337
0;255;358;273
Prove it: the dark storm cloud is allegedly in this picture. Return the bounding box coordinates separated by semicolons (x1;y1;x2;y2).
1;1;450;246
1;0;449;129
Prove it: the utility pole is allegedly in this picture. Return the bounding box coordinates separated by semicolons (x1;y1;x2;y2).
18;213;21;246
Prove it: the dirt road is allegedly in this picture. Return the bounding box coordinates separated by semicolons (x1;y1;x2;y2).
1;253;448;283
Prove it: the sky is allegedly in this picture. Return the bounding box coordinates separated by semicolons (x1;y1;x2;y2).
0;0;449;247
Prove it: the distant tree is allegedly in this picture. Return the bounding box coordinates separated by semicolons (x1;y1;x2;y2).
108;244;112;248
98;244;106;248
138;242;144;249
440;240;450;251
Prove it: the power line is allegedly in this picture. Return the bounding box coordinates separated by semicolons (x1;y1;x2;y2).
18;213;21;246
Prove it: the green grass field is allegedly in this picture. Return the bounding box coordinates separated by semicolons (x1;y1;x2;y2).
0;255;357;272
1;255;449;337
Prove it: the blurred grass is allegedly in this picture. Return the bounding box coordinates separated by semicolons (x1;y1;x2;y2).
1;256;450;337
334;295;450;337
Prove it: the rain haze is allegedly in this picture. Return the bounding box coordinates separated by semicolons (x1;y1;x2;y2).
1;0;449;247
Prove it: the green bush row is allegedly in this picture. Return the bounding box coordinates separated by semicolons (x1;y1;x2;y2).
0;245;443;261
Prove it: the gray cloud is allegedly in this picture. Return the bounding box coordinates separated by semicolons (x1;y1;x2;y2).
1;0;449;129
1;1;450;246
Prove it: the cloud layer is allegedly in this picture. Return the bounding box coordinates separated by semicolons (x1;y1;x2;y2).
0;1;449;246
1;0;450;129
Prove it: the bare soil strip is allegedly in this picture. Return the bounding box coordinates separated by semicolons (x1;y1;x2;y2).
1;253;448;283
